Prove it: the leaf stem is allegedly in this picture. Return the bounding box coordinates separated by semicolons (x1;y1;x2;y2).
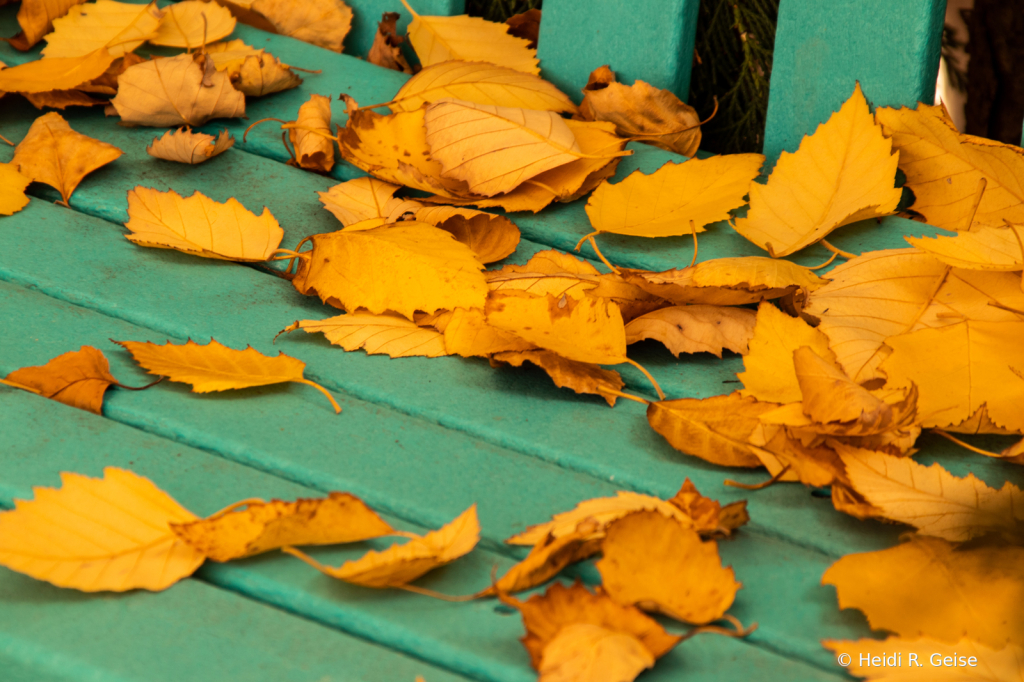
574;231;619;273
243;118;288;142
596;387;650;406
962;177;987;231
688;219;699;267
399;0;419;17
205;497;267;520
397;583;477;601
808;251;838;270
113;377;164;391
293;378;342;414
0;133;13;146
623;358;664;400
0;377;42;395
931;429;1000;457
819;239;856;260
724;464;790;490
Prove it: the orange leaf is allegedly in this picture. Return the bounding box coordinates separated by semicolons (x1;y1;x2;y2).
147;127;234;164
284;312;449;358
9;0;88;50
3;346;119;414
287;93;334;172
489;349;625;406
0;48;116;92
481;526;601;597
538;623;655;682
625;305;756;358
0;162;31;216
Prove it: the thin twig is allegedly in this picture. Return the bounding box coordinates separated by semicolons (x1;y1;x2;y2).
725;464;791;490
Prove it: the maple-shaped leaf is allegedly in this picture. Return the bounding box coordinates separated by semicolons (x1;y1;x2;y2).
489;349;626;406
502;581;681;671
625;305;756;358
291;223;488;319
877;103;1024;231
146;127;234;164
0;163;31;216
115;338;341;413
907;224;1024;271
838;445;1024;541
597;511;740;625
111;52;245;127
171;493;394;562
124;186;283;261
424;98;588;197
0;47;116;92
367;12;411;73
0;468;205;591
8;0;88;50
585;154;764;238
282;312;448;358
247;0;352;52
442;307;536;357
149;0;235;48
733;83;902;257
41;0;164;58
391;61;575;114
286;94;334;172
400;0;538;74
3;346;120;414
480;528;601;597
12;112;122;205
413;206;520;263
285;504;479;588
646;392;777;468
824;637;1024;682
539;623;655;682
822;536;1024;649
578;66;702;157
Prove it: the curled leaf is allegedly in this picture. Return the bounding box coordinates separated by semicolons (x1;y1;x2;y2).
146;127;234;164
3;346;119;414
539;623;654;682
149;0;236;48
490;349;625;407
287;93;334;172
367;12;411;74
625;305;756;358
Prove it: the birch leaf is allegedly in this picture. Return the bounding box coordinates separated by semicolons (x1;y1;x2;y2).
413;205;520;263
490;349;625;406
233;52;301;96
793;346;889;425
443;307;536;357
0;47;115;92
8;0;88;50
149;0;235;48
906;225;1024;271
3;346;118;414
42;0;163;58
146;127;233;164
823;637;1024;682
538;624;654;682
391;60;575;114
283;312;449;358
249;0;352;52
733;83;902;256
625;305;756;358
285;505;479;588
171;493;395;562
115;338;341;413
486;269;599;299
318;177;419;229
0;162;31;216
586;154;764;237
12;112;122;205
287;94;333;172
0;467;205;591
124;186;282;261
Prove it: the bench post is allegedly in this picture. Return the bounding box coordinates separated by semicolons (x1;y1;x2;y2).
536;0;700;103
762;0;945;165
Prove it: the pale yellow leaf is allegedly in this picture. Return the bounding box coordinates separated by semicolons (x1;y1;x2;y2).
42;1;164;58
625;305;756;357
286;312;448;358
443;307;536;357
146;127;233;164
907;225;1024;271
149;0;235;48
413;205;520;263
538;624;654;682
10;0;88;50
0;47;115;93
250;0;351;52
0;163;31;216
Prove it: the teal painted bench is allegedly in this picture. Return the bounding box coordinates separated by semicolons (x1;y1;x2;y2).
2;1;1020;681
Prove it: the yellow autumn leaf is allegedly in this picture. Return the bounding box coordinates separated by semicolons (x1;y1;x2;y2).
115;338;341;413
249;0;352;52
822;536;1024;649
41;0;163;58
506;249;602;276
538;623;655;682
0;162;31;216
290;223;488;319
146;127;234;164
170;493;395;562
390;60;575;114
9;0;88;50
22;89;104;110
738;302;836;404
597;511;741;625
205;38;261;71
205;41;300;97
838;445;1024;540
149;0;235;48
424;98;586;197
123;186;283;261
285;504;479;588
287;93;334;172
0;467;205;591
793;346;890;425
413;206;520;263
282;312;448;358
486;269;599;299
907;224;1024;271
3;346;121;414
489;349;626;406
625;305;756;358
12;111;122;205
733;83;902;256
0;47;116;93
111;52;245;127
585;154;764;238
876;103;1024;230
318;177;418;228
481;528;601;597
823;637;1024;682
880;320;1024;432
400;0;538;74
442;307;536;357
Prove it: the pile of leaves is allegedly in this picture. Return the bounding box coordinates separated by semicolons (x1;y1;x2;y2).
2;1;1024;680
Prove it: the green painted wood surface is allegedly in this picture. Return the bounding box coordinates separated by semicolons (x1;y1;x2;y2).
536;0;700;102
762;0;945;165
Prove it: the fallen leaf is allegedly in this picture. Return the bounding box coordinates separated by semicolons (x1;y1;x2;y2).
646;392;776;468
283;312;449;358
12;112;122;205
625;305;756;358
906;224;1024;271
482;527;601;597
149;0;235;48
442;307;536;356
285;504;479;587
578;68;702;157
738;302;836;404
0;47;116;93
538;623;655;682
823;637;1024;681
318;177;419;228
793;346;890;425
390;60;575;114
367;12;411;74
424;98;586;197
597;511;740;624
413;205;520;263
485;269;599;300
0;467;205;591
2;346;119;414
111;52;245;127
733;83;902;256
668;479;749;535
838;445;1024;540
171;493;395;562
401;0;538;74
747;422;847;487
115;338;341;413
123;186;282;261
287;93;334;172
290;223;488;318
22;89;104;109
146;127;233;164
0;162;31;215
41;0;164;58
822;535;1024;649
8;0;88;50
505;8;540;49
232;51;301;97
585;154;764;237
504;581;681;671
490;349;625;406
249;0;352;52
